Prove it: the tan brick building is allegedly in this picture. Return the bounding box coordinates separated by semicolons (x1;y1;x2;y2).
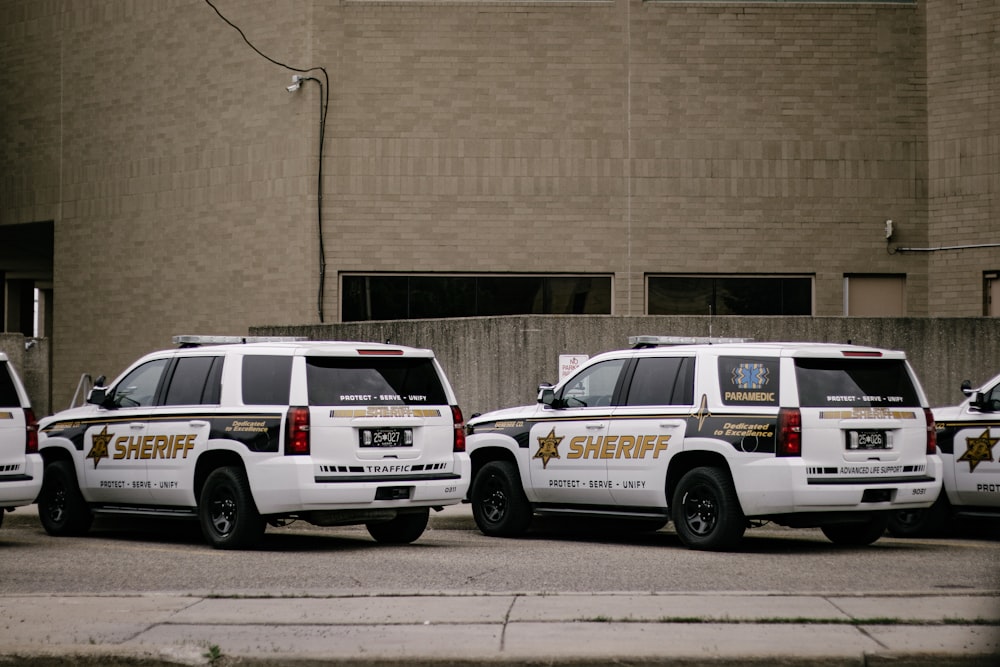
1;0;998;412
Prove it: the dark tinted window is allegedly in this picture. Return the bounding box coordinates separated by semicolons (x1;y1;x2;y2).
342;275;612;321
242;356;293;405
0;362;20;407
306;357;447;406
111;359;169;408
718;356;780;406
795;358;920;408
163;356;222;406
625;357;695;406
649;276;812;316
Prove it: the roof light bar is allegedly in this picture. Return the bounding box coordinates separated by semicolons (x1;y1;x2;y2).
629;335;754;349
172;335;308;347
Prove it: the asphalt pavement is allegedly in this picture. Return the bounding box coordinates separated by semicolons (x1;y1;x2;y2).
2;505;998;666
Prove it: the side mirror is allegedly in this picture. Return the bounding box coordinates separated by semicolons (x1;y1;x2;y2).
86;386;108;406
961;380;973;397
87;376;109;407
538;386;557;407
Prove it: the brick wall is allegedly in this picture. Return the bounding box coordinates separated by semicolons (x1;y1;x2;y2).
2;0;994;411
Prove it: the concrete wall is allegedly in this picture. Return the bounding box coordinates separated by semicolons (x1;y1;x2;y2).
253;316;1000;417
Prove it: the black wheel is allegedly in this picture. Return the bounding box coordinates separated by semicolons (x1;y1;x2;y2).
37;459;93;536
887;494;952;538
198;466;265;550
470;460;532;537
671;467;746;551
366;508;429;544
821;513;889;546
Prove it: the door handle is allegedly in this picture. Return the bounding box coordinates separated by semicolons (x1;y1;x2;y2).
189;420;210;428
129;422;144;430
586;423;606;430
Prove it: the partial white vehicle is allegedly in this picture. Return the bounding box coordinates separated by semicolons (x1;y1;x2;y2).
466;337;942;551
0;352;42;529
36;336;470;549
888;372;1000;537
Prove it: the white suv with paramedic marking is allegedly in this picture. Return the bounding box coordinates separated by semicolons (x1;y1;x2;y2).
36;336;470;549
466;337;942;550
0;352;41;529
888;371;1000;536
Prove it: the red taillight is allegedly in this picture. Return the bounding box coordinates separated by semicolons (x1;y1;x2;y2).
357;349;404;356
842;350;883;357
776;408;801;457
924;408;936;455
285;406;310;455
24;408;38;454
451;405;466;453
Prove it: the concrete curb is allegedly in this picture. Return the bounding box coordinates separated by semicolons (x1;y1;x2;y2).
1;591;998;666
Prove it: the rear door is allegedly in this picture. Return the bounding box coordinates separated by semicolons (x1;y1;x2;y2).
792;354;930;484
305;352;458;483
607;355;694;507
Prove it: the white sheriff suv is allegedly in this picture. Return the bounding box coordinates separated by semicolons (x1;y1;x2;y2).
1;352;42;529
888;372;1000;536
36;336;470;549
465;337;942;551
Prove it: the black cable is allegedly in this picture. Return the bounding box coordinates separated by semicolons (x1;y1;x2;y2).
203;0;330;323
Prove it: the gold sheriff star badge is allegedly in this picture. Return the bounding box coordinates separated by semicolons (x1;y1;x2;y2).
533;428;563;469
86;425;113;468
958;428;998;473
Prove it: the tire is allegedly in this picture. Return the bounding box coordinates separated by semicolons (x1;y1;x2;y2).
366;508;429;544
37;459;93;537
198;466;265;550
887;495;952;538
470;460;532;537
821;513;889;546
671;467;746;551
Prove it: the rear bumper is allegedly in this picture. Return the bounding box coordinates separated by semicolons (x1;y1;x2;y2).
736;455;943;517
248;454;472;515
0;454;43;507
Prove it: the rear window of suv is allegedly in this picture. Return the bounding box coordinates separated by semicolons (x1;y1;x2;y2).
0;362;19;407
306;357;448;406
794;358;920;408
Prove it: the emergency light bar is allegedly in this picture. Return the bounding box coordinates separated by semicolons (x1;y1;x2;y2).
172;335;308;347
629;335;754;348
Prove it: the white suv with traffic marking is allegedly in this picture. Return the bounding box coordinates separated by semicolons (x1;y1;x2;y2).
466;337;942;550
36;337;469;548
0;352;41;529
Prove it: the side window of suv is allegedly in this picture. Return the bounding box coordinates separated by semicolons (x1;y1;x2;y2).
625;356;695;406
242;355;293;405
560;359;626;408
163;356;223;406
111;359;169;408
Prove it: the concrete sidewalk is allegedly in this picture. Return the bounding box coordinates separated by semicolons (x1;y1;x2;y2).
1;590;998;666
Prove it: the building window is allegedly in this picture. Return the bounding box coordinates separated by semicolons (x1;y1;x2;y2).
986;272;999;317
844;274;905;317
647;275;812;316
341;274;612;322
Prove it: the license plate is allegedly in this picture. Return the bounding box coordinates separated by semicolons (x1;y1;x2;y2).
360;428;412;448
848;430;889;450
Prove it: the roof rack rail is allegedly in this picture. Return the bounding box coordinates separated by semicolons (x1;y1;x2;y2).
172;335;308;348
628;335;754;349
